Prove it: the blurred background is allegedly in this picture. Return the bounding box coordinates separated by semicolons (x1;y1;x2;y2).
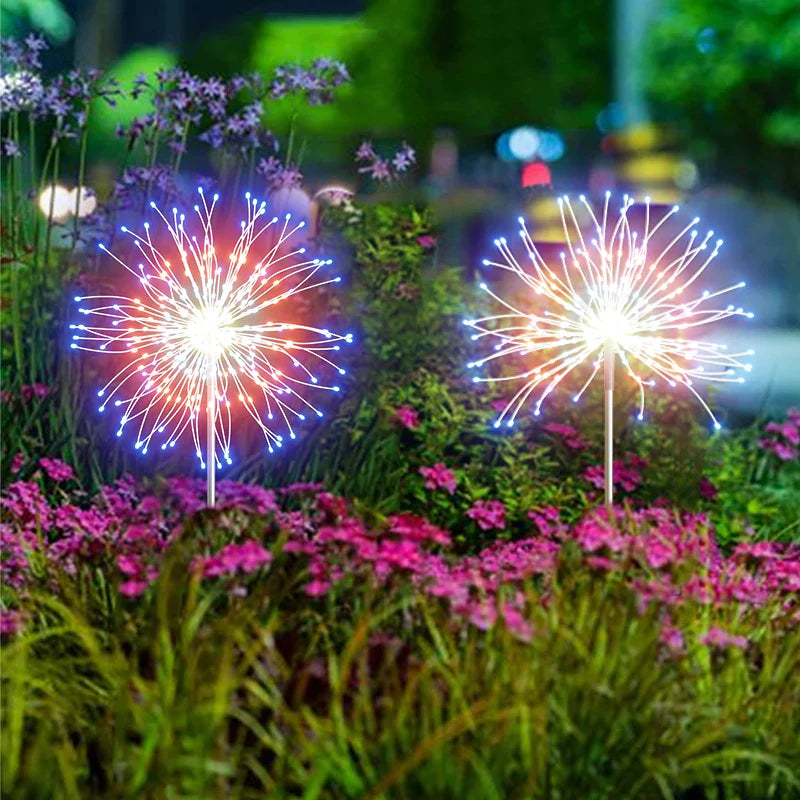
3;0;799;414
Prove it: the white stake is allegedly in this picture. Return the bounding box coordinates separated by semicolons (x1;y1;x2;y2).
604;340;614;509
206;361;216;508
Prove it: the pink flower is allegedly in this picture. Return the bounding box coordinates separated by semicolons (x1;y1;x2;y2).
582;455;645;492
543;421;588;450
585;555;619;571
21;383;50;401
388;513;451;546
466;500;506;531
417;234;437;249
305;579;332;596
502;603;534;642
39;458;75;483
200;540;272;578
0;609;22;635
759;413;800;461
10;453;24;474
119;580;149;597
774;442;798;461
641;535;675;569
527;506;564;538
699;477;719;500
764;420;800;445
419;463;457;495
582;465;606;489
394;405;420;430
659;621;685;656
117;553;143;576
316;492;348;519
700;626;748;650
468;600;498;630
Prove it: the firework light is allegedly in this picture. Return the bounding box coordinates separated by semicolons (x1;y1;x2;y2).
70;189;352;506
464;193;753;505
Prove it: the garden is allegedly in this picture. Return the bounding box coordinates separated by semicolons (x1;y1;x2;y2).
2;8;800;799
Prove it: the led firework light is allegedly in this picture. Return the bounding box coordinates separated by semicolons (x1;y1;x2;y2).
464;193;753;506
70;189;352;507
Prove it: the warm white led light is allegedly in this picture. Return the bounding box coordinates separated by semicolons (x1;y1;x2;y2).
466;193;753;429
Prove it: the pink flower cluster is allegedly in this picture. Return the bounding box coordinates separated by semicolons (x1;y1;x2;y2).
0;383;50;404
418;462;457;494
543;421;588;451
2;473;798;649
583;454;647;493
0;476;279;598
467;499;506;530
759;408;800;461
196;540;273;579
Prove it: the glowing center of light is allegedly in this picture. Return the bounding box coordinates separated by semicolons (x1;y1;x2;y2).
589;309;633;342
185;306;234;358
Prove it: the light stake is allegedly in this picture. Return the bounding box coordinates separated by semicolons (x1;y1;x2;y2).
465;193;754;508
70;189;352;507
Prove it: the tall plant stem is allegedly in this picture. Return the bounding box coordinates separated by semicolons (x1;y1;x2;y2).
32;140;56;273
72;105;90;248
7;113;24;379
206;361;217;508
604;340;615;510
41;143;60;273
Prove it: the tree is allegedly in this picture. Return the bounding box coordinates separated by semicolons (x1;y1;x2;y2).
646;0;800;198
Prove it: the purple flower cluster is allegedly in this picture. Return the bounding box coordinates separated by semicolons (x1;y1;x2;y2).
270;58;350;105
0;33;48;73
1;36;120;134
118;68;240;153
256;155;303;191
355;140;416;182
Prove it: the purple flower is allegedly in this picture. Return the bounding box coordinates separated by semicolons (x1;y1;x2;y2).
360;157;392;181
355;140;376;161
268;59;350;105
1;138;20;157
392;142;416;172
256;156;303;191
355;140;417;183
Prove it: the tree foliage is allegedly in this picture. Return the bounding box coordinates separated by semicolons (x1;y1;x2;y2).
646;0;800;198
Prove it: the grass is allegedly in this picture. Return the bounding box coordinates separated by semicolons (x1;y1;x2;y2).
3;535;799;799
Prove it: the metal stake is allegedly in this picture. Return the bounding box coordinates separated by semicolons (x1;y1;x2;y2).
604;340;615;509
206;361;216;508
